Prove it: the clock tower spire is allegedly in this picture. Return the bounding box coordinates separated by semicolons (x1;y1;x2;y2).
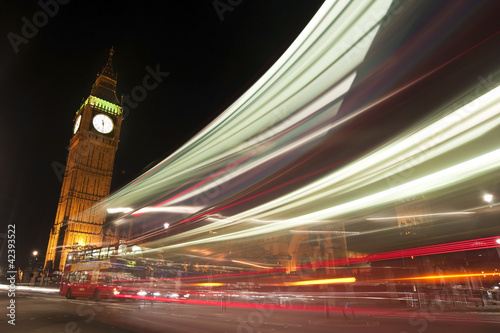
45;48;124;272
90;47;120;104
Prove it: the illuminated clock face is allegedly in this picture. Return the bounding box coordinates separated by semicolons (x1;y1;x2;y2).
73;115;82;134
92;114;114;134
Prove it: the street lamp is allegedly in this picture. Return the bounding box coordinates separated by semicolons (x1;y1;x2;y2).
483;193;494;204
30;251;38;286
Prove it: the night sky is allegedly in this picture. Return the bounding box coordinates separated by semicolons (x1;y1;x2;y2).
0;0;324;268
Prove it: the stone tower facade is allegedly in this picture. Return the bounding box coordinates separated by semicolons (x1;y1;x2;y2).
45;48;123;271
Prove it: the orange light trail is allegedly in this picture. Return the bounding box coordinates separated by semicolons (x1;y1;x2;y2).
283;277;356;286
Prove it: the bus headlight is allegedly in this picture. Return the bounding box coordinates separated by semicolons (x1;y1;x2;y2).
137;291;147;296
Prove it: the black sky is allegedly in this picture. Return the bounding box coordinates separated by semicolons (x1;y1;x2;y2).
0;0;324;268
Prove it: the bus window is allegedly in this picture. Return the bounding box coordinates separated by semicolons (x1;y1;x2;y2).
85;251;92;260
68;272;77;283
78;271;88;284
98;268;113;283
100;247;108;259
118;244;127;256
131;245;142;258
108;247;116;258
92;249;100;260
98;269;106;283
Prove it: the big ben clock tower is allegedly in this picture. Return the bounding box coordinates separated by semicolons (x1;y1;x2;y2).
45;48;123;271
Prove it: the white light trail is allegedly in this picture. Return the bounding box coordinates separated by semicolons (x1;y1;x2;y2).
94;1;500;253
134;206;205;215
366;212;475;221
148;147;500;251
231;260;273;269
107;207;133;214
99;0;393;211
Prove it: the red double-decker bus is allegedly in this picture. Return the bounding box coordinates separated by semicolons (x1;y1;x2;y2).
59;244;145;301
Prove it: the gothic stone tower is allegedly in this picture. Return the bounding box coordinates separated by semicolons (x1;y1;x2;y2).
45;48;123;271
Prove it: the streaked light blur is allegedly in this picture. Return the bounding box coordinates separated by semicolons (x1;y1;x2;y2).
60;0;500;327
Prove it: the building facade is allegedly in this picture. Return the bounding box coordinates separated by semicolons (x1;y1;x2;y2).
45;49;123;271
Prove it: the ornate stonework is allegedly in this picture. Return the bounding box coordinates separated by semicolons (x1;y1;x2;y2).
45;49;123;271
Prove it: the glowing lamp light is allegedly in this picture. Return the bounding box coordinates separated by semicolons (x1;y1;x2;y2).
484;193;494;203
33;251;38;256
496;239;500;245
164;223;170;229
